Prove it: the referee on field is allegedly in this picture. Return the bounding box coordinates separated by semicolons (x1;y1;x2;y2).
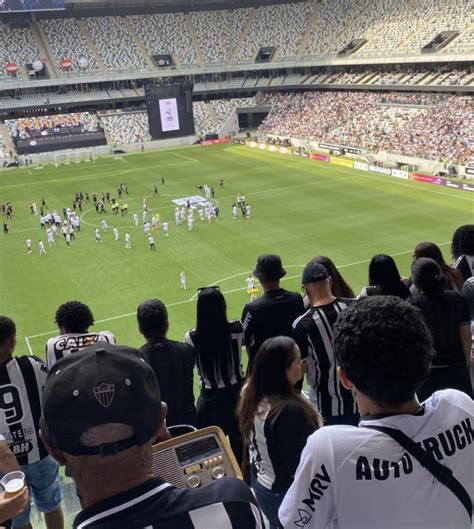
0;316;64;529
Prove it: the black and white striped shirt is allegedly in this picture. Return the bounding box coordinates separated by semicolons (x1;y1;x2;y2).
292;298;357;418
73;477;264;529
45;331;116;369
0;356;49;465
184;321;244;390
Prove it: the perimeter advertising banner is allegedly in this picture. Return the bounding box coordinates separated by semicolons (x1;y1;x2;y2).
330;156;354;168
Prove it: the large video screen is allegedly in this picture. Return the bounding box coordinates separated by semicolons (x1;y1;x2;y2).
0;0;65;12
146;83;195;140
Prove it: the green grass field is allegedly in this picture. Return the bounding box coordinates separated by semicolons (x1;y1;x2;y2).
0;143;471;360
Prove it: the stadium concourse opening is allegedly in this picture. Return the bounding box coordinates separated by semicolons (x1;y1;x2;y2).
0;0;472;528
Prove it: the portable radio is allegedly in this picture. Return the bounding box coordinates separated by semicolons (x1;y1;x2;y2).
152;426;242;488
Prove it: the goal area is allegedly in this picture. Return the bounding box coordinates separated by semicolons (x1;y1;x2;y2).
54;149;96;167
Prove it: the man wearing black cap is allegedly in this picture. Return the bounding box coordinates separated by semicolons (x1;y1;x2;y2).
241;254;304;373
293;262;358;425
40;342;264;529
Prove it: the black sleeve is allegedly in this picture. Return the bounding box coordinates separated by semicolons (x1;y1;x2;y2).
270;403;315;479
241;304;254;347
458;293;471;324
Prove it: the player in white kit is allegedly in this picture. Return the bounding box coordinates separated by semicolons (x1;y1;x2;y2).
198;207;205;221
188;216;194;231
232;205;238;220
162;222;169;236
142;210;148;224
180;271;187;290
133;213;139;226
101;219;108;230
26;238;32;254
245;204;251;219
180;207;186;223
125;233;131;249
113;227;119;241
148;235;156;251
175;207;180;225
95;229;102;243
144;222;151;236
47;229;55;247
38;240;46;255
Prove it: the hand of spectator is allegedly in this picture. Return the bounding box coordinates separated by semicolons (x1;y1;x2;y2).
0;487;29;523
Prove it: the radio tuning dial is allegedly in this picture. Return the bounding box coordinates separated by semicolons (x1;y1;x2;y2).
211;466;225;480
187;475;201;488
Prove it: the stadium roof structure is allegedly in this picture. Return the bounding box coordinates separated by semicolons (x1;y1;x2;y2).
66;0;297;9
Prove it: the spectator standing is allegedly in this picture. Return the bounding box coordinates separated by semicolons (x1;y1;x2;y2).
45;301;116;369
237;336;321;528
185;287;245;463
40;343;264;529
461;277;474;386
242;255;304;373
279;297;474;529
310;256;355;298
293;262;358;425
409;258;472;399
451;225;474;281
137;299;197;427
359;254;410;299
0;316;64;529
411;241;463;291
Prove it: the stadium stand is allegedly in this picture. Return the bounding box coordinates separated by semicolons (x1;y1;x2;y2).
0;21;40;79
238;2;313;62
98;111;151;144
129;13;197;67
5;112;97;140
191;9;251;64
259;91;472;164
84;17;148;70
41;18;98;72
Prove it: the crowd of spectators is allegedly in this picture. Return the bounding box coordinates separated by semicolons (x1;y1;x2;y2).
5;112;97;140
259;91;473;164
0;225;472;528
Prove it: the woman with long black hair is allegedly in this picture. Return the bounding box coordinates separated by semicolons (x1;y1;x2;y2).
409;257;472;400
185;286;245;462
359;254;410;299
237;336;321;528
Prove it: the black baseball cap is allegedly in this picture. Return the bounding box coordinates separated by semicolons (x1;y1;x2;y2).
40;342;162;456
253;254;287;281
302;262;329;285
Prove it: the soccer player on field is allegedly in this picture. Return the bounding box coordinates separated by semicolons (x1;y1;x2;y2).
180;271;187;291
199;207;205;222
113;227;119;241
26;239;32;254
232;204;238;220
125;233;131;249
47;228;55;247
101;219;108;231
148;235;156;251
95;229;102;244
162;221;169;237
133;213;139;226
153;184;159;197
188;216;194;231
246;204;251;219
142;210;148;225
65;232;71;248
38;240;46;255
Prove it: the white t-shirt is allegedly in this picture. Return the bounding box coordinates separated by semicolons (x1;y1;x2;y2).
279;390;474;529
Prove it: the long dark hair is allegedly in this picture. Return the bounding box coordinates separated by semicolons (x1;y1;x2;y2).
451;225;474;260
368;254;410;299
414;242;463;291
311;255;355;298
238;336;321;446
195;287;231;377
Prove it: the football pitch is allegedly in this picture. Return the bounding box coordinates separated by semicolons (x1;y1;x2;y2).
1;144;471;363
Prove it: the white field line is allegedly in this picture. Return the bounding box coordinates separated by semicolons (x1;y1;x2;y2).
25;337;33;356
171;152;198;162
24;241;450;352
251;149;472;203
0;159;197;191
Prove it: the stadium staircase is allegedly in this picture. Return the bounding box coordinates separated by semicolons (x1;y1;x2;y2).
76;20;108;75
229;8;257;63
296;1;321;60
31;16;59;78
122;18;157;70
338;4;374;57
442;21;474;52
185;15;205;66
0;123;15;155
